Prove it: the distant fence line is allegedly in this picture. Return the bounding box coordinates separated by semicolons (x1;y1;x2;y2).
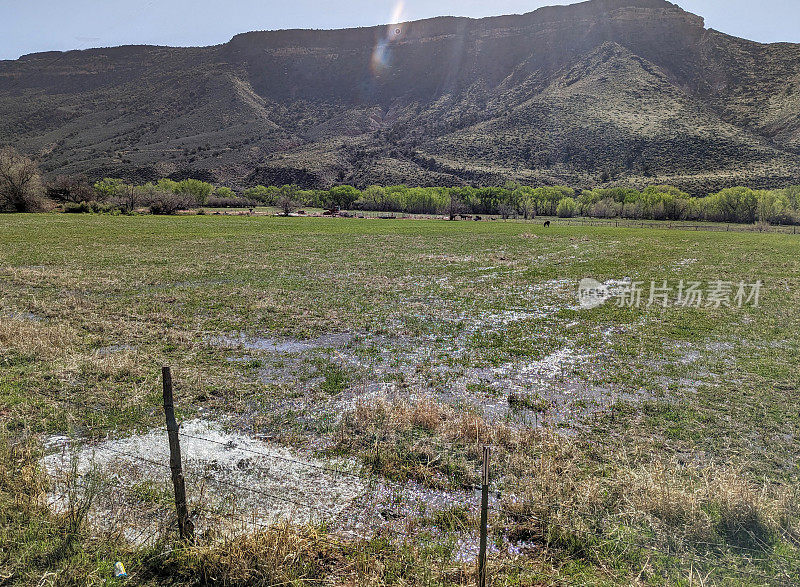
311;210;800;235
552;217;800;234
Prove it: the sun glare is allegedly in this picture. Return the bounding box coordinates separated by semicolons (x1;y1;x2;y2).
371;0;407;75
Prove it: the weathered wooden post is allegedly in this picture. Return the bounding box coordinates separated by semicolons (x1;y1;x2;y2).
477;445;490;587
162;366;194;541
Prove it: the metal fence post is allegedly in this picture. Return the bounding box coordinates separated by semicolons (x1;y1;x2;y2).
162;366;194;541
478;445;490;587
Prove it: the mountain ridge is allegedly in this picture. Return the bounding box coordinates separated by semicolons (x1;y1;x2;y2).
1;0;799;193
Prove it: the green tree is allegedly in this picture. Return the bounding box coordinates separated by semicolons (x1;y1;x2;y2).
243;185;280;205
445;191;468;220
703;187;758;223
174;179;214;205
327;185;361;210
214;186;236;199
93;178;127;201
756;190;792;224
556;197;577;218
512;187;536;220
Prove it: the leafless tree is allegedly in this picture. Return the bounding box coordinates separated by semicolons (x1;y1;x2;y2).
114;185;140;214
498;203;517;220
47;174;93;203
445;193;468;221
277;184;299;216
0;147;44;212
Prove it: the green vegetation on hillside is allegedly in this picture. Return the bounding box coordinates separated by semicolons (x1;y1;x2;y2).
2;2;800;191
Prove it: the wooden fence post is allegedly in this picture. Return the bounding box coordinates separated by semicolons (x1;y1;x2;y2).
478;446;490;587
162;366;194;542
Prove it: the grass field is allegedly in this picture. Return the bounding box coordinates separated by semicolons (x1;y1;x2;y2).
2;214;800;585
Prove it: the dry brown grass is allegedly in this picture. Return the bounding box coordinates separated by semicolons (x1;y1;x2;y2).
155;521;473;587
502;431;798;556
166;524;335;585
345;398;799;561
0;317;78;360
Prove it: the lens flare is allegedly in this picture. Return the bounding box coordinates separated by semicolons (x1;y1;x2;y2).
390;0;405;26
371;0;407;75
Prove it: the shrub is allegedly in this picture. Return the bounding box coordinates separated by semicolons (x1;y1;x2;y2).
63;201;93;213
63;200;120;214
145;191;195;215
0;147;44;212
111;186;141;214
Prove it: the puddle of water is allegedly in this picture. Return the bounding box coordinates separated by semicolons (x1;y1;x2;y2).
216;280;648;433
214;332;353;353
42;420;472;544
228;328;640;433
95;344;135;356
489;348;585;381
2;311;42;322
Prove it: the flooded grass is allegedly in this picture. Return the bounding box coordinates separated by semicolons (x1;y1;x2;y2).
41;419;479;554
2;214;800;584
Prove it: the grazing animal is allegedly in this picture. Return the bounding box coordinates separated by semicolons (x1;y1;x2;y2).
474;215;482;221
544;220;551;228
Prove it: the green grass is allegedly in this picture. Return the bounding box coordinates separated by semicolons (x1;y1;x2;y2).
2;213;800;585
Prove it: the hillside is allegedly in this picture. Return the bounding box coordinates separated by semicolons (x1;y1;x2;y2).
1;0;799;192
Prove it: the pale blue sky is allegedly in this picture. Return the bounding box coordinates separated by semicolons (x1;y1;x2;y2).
1;0;798;61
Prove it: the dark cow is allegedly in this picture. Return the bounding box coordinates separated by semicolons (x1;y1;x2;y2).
544;220;551;228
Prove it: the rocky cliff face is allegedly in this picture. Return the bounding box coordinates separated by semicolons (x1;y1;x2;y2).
0;0;798;191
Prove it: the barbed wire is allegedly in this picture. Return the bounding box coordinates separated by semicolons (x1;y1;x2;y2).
42;442;800;567
30;440;800;585
47;466;431;552
17;372;800;585
177;430;371;481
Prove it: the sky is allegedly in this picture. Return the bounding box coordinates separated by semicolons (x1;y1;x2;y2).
2;0;799;61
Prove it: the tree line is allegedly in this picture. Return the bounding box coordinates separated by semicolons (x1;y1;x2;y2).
2;147;800;225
